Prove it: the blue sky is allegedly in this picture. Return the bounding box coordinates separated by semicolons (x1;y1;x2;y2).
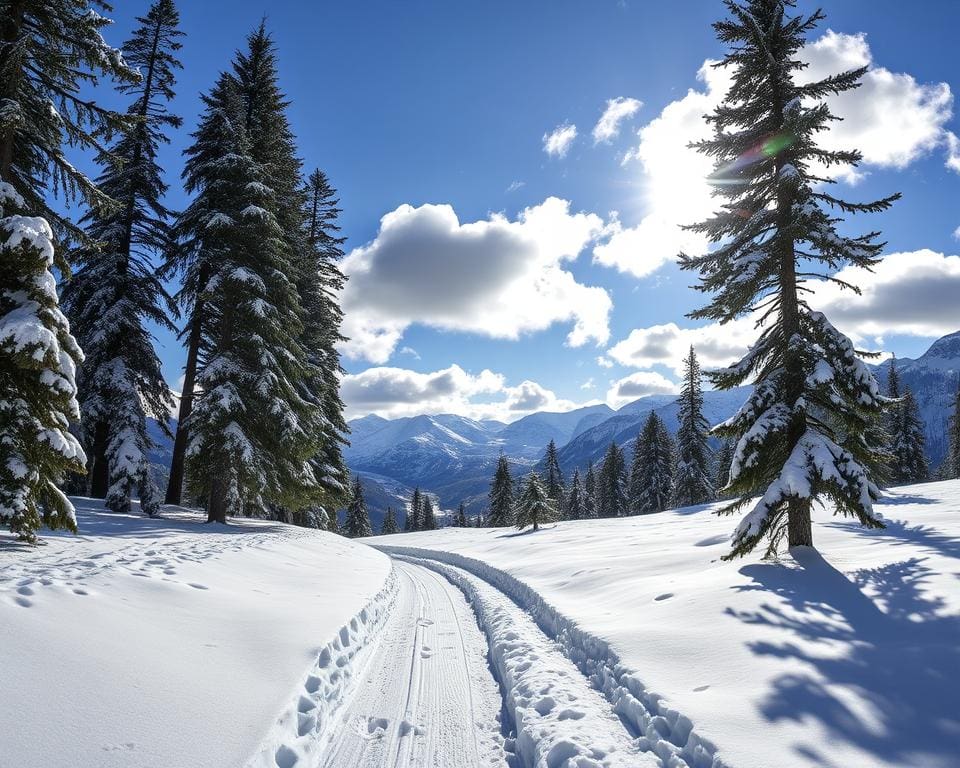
85;1;960;422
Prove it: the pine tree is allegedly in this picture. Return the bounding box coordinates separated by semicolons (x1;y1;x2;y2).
514;472;557;532
583;461;599;519
630;413;675;514
487;454;515;527
891;388;928;484
295;168;349;515
598;442;628;517
948;380;960;480
0;1;136;541
62;0;183;517
380;506;398;535
406;487;422;532
565;468;585;520
421;495;437;531
181;81;321;523
542;439;565;508
455;502;468;527
713;439;736;500
672;347;714;507
343;474;372;538
680;0;895;558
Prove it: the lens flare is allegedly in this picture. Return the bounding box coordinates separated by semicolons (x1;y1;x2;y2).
708;131;795;185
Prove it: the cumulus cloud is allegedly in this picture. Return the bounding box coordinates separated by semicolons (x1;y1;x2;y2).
606;371;679;408
810;250;960;341
592;97;643;144
543;122;578;158
606;319;756;376
341;364;584;422
602;30;954;278
339;197;610;363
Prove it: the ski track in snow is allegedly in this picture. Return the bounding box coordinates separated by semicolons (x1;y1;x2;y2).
313;560;508;768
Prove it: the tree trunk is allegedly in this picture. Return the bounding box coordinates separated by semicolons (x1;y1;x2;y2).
89;421;110;498
0;1;25;183
207;475;228;524
788;498;813;546
165;300;204;504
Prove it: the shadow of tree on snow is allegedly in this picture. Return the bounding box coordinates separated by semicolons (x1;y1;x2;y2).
727;547;960;767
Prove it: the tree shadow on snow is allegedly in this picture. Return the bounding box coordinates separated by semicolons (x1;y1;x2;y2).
727;547;960;767
823;516;960;562
495;524;559;539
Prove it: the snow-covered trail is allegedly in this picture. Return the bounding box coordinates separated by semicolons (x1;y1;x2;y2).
317;560;508;768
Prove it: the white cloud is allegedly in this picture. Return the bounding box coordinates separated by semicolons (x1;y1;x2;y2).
543;122;578;158
592;97;642;144
607;319;756;376
810;249;960;341
580;377;596;390
398;346;420;360
952;225;960;241
341;364;585;422
596;355;614;368
603;30;954;278
339;197;610;363
606;371;679;409
506;180;526;193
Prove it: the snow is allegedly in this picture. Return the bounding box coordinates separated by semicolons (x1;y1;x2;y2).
0;498;391;768
375;480;960;768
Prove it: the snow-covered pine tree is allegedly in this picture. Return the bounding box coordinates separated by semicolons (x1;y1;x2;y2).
487;454;515;527
713;439;736;499
182;85;321;523
455;502;468;527
380;506;398;535
630;413;675;514
421;495;437;531
672;346;714;507
891;388;928;484
680;0;896;558
542;439;565;508
598;442;628;517
565;468;584;520
61;0;183;517
514;472;557;532
583;461;599;519
295;168;350;515
343;474;372;538
0;1;136;540
406;487;422;532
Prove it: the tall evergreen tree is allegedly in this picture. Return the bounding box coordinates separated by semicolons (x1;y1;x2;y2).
583;461;599;519
514;472;556;532
0;1;135;540
672;347;714;507
62;0;183;517
565;468;585;520
421;495;437;531
455;503;468;527
630;413;675;514
380;506;398;535
406;487;422;532
487;454;515;527
343;474;372;538
542;439;565;508
598;442;628;517
295;168;350;514
891;388;928;484
680;0;894;557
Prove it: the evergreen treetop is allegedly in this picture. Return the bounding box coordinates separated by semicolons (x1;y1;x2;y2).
344;474;372;538
514;472;556;532
488;454;515;527
673;346;714;507
380;506;398;535
630;413;675;514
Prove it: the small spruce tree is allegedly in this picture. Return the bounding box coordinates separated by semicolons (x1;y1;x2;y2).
380;506;398;535
421;495;438;531
514;472;556;532
343;475;372;538
583;461;599;519
598;442;629;517
565;468;585;520
891;388;928;484
672;347;714;507
630;413;675;514
406;487;422;532
680;0;895;557
487;454;515;527
542;439;565;508
455;503;468;527
948;379;960;480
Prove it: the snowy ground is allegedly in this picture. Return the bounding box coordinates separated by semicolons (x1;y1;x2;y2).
375;480;960;768
0;498;390;768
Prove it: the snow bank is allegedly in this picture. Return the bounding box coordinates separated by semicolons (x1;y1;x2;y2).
0;498;391;768
374;480;960;768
